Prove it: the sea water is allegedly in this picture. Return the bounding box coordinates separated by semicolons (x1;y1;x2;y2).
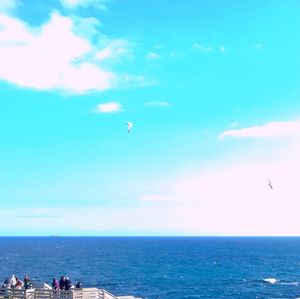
1;237;300;298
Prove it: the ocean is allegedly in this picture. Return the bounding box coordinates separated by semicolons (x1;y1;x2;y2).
1;237;300;298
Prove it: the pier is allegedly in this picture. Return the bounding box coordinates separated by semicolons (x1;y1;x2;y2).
0;286;141;299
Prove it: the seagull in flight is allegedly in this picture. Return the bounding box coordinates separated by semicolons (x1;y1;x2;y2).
127;121;133;133
268;179;273;190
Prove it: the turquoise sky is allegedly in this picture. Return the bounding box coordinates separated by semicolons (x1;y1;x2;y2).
1;0;300;236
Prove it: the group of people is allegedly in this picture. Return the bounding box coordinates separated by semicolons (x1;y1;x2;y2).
2;275;31;289
52;276;82;290
2;275;82;290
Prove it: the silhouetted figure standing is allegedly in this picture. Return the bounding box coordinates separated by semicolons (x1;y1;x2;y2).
59;276;66;290
64;277;72;290
52;278;59;290
24;275;31;290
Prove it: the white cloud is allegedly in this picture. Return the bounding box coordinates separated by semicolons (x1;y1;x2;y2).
0;0;18;13
145;101;169;107
193;43;212;53
0;11;146;93
146;51;161;60
60;0;108;10
219;118;300;140
96;102;122;113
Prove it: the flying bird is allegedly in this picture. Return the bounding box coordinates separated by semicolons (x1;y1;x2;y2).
127;121;133;133
268;179;273;190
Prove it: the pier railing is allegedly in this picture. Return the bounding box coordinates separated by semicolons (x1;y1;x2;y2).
0;288;129;299
0;288;35;299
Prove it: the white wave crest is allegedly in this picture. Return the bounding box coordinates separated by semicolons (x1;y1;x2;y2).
263;278;278;284
280;281;299;286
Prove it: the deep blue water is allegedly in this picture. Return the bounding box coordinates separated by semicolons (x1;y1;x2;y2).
1;237;300;298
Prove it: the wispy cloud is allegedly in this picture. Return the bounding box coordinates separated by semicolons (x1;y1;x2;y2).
154;44;162;50
168;51;184;59
3;140;300;236
168;146;300;235
192;43;212;53
117;73;158;88
95;39;132;61
227;121;239;128
18;215;59;218
0;0;18;13
71;15;102;38
139;194;175;202
146;51;161;60
220;45;226;53
254;43;264;51
219;118;300;140
96;102;122;113
60;0;108;10
145;101;169;107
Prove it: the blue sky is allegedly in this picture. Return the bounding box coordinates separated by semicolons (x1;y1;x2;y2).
1;0;300;236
